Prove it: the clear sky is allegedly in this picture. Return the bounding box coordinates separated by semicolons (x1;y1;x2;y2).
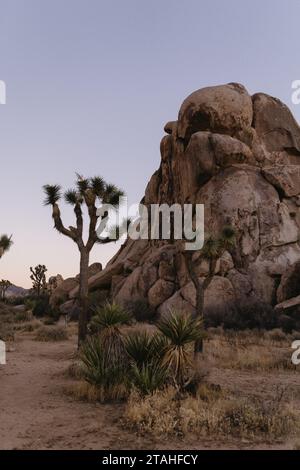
1;0;300;287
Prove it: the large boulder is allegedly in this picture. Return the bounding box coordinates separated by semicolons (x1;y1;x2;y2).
50;277;78;307
148;279;175;308
75;262;102;281
177;83;253;143
252;93;300;153
277;261;300;303
262;166;300;197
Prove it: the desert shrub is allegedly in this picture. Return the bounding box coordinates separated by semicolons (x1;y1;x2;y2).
125;299;157;323
15;310;33;322
65;361;85;380
24;298;37;311
6;296;27;306
66;380;128;402
0;302;16;318
32;295;60;321
205;298;278;331
43;317;57;325
34;325;68;342
0;323;14;341
124;386;298;439
88;289;109;310
32;295;50;318
206;333;296;371
265;328;287;342
278;311;300;333
19;320;41;332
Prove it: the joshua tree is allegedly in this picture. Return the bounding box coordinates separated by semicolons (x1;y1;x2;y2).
30;264;47;297
0;279;12;301
43;174;126;345
184;225;236;357
0;234;13;259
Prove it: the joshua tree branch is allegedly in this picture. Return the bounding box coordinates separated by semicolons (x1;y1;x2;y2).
86;202;98;252
74;202;83;239
52;203;77;242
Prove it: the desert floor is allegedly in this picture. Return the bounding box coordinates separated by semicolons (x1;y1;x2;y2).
0;323;300;450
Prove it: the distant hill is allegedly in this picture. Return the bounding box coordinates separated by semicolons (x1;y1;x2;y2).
5;285;29;298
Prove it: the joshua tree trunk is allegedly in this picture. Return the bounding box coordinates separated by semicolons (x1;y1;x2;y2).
184;252;215;357
78;248;90;346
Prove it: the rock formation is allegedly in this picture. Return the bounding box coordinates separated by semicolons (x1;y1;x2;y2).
67;83;300;315
49;263;102;310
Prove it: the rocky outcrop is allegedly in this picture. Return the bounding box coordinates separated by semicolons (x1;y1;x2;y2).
50;277;78;307
50;263;102;307
69;83;300;315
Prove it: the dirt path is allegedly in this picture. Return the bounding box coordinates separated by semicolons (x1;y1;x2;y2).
0;330;298;450
0;331;154;450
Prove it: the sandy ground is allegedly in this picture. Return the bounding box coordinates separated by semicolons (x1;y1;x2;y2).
0;328;299;450
0;331;144;450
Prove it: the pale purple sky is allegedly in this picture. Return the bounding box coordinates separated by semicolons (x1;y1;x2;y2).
1;0;300;287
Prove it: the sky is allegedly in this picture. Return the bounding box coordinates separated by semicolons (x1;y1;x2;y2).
1;0;300;287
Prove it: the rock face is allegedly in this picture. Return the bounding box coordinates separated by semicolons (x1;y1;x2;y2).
49;263;102;307
70;83;300;315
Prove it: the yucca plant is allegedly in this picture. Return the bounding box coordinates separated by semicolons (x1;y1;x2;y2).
157;312;203;389
89;302;131;367
80;335;127;400
90;302;131;333
0;234;13;259
125;330;169;394
131;360;168;395
125;330;154;368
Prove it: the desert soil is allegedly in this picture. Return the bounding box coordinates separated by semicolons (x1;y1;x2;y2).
0;328;299;450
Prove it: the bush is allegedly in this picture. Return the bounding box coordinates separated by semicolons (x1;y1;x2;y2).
15;310;33;322
125;299;157;323
205;298;278;331
32;295;60;321
265;328;287;342
124;386;298;439
24;298;37;311
6;296;27;306
0;323;14;341
88;289;109;311
34;325;68;342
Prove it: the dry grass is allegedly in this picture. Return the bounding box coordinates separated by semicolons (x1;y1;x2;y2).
0;303;16;340
122;327;300;442
14;310;33;323
65;361;85;380
206;329;299;372
0;322;14;341
34;325;69;342
19;319;42;332
124;385;299;439
66;380;128;403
